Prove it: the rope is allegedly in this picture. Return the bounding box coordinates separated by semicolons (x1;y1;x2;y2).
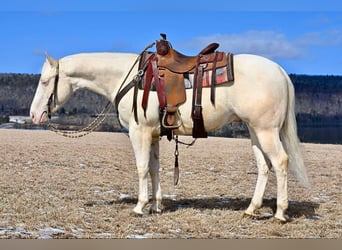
173;135;197;147
47;101;113;138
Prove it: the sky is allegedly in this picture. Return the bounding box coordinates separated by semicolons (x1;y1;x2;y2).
1;0;342;75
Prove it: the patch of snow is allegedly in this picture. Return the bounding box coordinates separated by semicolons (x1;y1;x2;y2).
72;228;84;234
163;194;177;198
261;212;273;218
0;227;13;234
105;189;116;194
311;215;321;220
126;233;153;239
119;193;130;199
94;233;113;238
168;228;181;233
38;227;65;239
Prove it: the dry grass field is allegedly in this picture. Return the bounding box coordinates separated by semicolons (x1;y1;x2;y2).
0;129;341;238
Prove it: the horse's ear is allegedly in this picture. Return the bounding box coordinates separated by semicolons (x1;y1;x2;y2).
45;52;58;67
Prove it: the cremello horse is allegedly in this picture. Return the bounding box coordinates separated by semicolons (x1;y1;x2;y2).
30;50;310;222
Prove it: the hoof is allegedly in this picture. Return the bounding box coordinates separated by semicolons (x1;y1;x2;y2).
149;207;163;214
130;210;144;217
242;211;259;220
273;215;290;224
243;211;275;221
132;207;145;216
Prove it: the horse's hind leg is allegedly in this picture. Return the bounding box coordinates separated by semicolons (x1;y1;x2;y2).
245;127;271;217
149;137;162;213
253;128;289;222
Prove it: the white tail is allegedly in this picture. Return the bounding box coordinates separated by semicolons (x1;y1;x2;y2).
280;67;311;188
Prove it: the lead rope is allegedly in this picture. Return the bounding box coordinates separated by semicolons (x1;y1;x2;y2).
47;101;113;138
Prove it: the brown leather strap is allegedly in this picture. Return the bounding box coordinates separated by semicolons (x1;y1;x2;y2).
192;65;207;138
114;77;139;125
210;52;218;105
141;56;154;117
191;56;200;119
132;77;139;124
196;66;204;107
226;52;234;81
152;59;166;110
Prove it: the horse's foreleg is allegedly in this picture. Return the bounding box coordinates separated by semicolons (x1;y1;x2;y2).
245;128;271;217
149;137;162;213
129;125;152;215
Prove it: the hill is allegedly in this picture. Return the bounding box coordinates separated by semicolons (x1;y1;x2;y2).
0;73;341;142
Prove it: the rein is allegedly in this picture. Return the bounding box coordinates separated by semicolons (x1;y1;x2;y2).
46;42;155;138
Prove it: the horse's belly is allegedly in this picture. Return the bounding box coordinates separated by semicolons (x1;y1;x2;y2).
176;98;236;135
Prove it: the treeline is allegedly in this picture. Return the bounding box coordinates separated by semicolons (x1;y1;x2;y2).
0;73;109;116
0;73;341;128
289;74;342;124
290;74;342;93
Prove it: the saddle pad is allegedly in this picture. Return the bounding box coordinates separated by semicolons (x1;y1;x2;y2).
139;52;234;90
185;53;234;88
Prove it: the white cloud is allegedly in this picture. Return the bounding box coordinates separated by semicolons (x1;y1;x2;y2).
295;29;342;46
181;29;342;60
181;31;302;59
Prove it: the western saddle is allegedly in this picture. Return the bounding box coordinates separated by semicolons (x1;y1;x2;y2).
139;34;234;139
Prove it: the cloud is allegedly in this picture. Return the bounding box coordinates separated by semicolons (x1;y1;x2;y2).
181;29;342;60
181;31;302;59
295;29;342;46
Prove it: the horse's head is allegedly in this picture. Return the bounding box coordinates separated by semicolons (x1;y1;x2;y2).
30;53;72;124
30;53;59;124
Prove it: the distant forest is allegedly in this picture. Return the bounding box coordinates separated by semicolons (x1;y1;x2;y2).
1;73;341;119
0;73;341;142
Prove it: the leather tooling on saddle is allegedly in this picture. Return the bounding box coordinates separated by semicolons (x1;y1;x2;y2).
137;34;234;139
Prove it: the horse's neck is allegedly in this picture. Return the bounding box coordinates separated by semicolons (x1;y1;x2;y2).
60;53;139;102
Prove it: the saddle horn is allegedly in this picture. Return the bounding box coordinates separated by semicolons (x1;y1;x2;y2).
160;33;167;40
157;33;171;56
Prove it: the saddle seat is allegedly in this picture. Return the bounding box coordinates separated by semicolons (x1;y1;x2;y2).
157;43;220;73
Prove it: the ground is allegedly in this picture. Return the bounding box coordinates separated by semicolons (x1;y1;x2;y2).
0;129;341;238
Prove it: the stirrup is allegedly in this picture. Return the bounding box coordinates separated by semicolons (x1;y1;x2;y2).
162;109;183;129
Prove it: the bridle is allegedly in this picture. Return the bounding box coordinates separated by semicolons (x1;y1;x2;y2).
45;60;116;138
45;42;155;138
47;62;59;119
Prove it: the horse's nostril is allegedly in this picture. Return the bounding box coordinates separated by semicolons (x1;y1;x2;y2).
31;112;35;120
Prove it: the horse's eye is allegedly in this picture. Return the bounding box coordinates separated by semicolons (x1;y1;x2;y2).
40;80;49;85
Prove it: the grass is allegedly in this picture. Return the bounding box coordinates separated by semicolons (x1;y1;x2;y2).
0;129;341;238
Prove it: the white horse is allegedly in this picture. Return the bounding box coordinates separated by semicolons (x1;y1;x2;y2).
30;50;310;222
